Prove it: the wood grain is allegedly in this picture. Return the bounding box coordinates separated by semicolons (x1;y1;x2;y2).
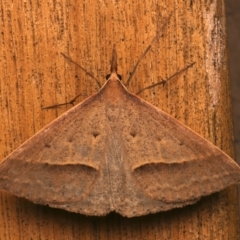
0;0;239;239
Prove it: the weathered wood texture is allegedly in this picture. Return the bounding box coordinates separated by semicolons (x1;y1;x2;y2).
0;0;239;239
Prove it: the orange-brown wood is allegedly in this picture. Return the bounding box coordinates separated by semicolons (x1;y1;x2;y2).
0;41;240;219
0;0;239;239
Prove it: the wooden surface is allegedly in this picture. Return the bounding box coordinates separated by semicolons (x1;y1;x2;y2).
0;0;239;239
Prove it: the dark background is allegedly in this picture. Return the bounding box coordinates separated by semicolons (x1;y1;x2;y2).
226;0;240;166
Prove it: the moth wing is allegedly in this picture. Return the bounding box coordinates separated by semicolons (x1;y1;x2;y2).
122;93;240;204
0;93;107;206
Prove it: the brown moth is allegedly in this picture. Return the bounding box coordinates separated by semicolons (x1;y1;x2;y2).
1;45;240;218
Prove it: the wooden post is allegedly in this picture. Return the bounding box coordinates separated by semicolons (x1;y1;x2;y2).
0;0;239;239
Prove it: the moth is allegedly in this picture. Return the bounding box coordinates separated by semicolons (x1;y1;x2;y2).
0;44;240;218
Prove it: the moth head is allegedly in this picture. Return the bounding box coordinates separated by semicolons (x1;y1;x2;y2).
105;44;122;81
105;73;122;81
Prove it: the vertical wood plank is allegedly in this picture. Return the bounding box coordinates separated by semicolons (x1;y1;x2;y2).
0;0;239;239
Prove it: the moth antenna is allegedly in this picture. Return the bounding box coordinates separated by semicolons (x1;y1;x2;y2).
61;53;101;88
111;44;117;73
125;12;173;87
125;44;152;86
42;93;87;110
136;62;195;95
42;53;102;110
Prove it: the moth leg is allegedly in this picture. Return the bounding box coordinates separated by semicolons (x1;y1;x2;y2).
42;52;102;109
42;93;87;109
136;62;196;95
